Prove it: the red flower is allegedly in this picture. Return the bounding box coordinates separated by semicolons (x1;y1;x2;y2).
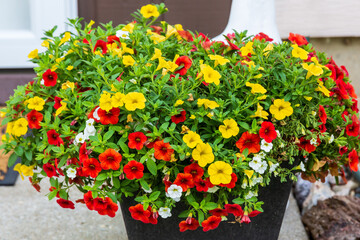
128;132;147;150
178;30;193;42
49;186;60;198
79;142;89;162
123;160;144;180
241;210;262;223
93;197;108;212
352;99;359;113
88;106;101;123
173;173;194;191
288;33;308;46
97;197;119;217
179;218;199;232
54;96;62;109
94;40;108;54
201;216;222;232
171;110;186;124
107;35;120;44
194;179;210;192
345;82;357;99
342;110;350;122
129;204;151;223
84;191;95;210
348;149;359;172
150;25;163;34
253;32;273;42
318;105;327;124
339;146;348;156
47;129;63;146
43;163;58;178
175;56;192;75
219;172;237;189
42;69;58;87
209;208;228;217
297;137;318;153
259;121;277;143
98;107;120;125
236;131;261;154
147;206;158;224
154;140;174;161
319;123;327;133
29;177;41;192
99;148;122;170
56;198;75;209
184;163;204;182
225;204;243;217
82;158;102;178
346;115;360;137
226;39;240;51
27;110;43;129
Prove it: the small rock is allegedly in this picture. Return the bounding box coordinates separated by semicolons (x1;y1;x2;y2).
294;175;312;208
302;182;335;214
302;195;360;240
331;180;359;196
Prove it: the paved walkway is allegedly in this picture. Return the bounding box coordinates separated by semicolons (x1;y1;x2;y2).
0;178;308;240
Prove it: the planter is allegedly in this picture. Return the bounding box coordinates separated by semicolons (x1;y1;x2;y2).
120;164;295;240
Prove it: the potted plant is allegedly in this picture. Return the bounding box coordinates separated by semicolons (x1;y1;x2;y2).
2;3;359;240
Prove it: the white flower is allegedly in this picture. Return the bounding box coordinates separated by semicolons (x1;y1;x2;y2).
93;107;100;121
74;132;86;145
129;79;137;84
269;162;279;173
252;154;263;162
312;111;317;116
310;137;317;146
252;175;263;185
279;142;285;148
207;186;219;193
258;151;266;159
84;125;96;137
66;167;77;179
158;207;172;218
276;130;281;138
167;184;182;199
40;79;45;85
241;179;248;189
260;139;273;152
245;190;258;200
249;158;262;171
86;119;95;127
116;30;130;39
329;134;334;144
257;161;268;174
299;162;306;171
142;186;152;193
250;159;268;174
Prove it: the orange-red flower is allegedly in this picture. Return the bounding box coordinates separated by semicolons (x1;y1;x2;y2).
225;203;243;217
56;198;75;209
94;39;108;54
209;208;228;217
318;105;327;124
253;32;273;42
129;204;151;223
98;107;120;125
259;121;277;143
349;149;359;172
42;69;58;87
171;110;186;124
179;218;199;232
107;35;120;44
128;132;147;150
27;110;43;129
96;197;118;217
184;162;204;182
99;148;122;170
79;142;89;162
346;115;360;137
288;33;308;46
154;140;174;161
123;160;144;180
84;191;95;210
47;129;63;146
43;163;58;178
173;173;194;191
175;56;192;75
82;158;102;178
236;131;260;154
297;136;319;153
201;216;222;232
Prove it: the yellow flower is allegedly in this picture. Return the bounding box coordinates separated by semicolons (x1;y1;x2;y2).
192;142;214;167
200;64;221;85
244;169;254;179
254;74;262;79
270;99;293;120
302;62;323;79
61;81;75;90
183;131;203;148
181;125;190;134
245;82;267;94
209;55;230;67
28;49;38;59
207;112;214;119
291;44;308;60
112;92;125;108
27;96;45;111
166;25;178;39
124;92;146;111
55;101;68;116
122;23;135;33
208;161;232;185
263;43;273;56
14;163;34;180
251;103;269;119
197;99;219;109
156;58;178;72
99;93;113;111
257;95;267;100
6;121;14;135
148;30;166;44
174;100;184;106
123;55;135;67
240;42;255;56
140;4;159;18
12;118;28;137
304;96;313;101
41;40;50;48
121;43;134;55
66;65;74;71
315;80;330;97
59;32;71;46
87;20;95;28
243;60;255;69
127;114;134;123
190;115;196;119
219;119;239;139
151;48;163;61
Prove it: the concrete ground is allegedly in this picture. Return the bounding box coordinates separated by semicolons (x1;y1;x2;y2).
0;178;308;240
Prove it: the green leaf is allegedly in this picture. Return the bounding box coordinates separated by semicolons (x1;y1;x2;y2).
103;130;115;142
8;152;18;167
59;189;68;200
139;179;150;191
149;191;160;201
238;122;250;130
57;156;68;168
203;202;218;210
48;190;58;200
14;146;23;156
197;210;204;224
178;210;191;218
232;197;245;205
96;172;108;181
118;140;129;154
146;159;157;176
112;176;120;188
106;192;117;203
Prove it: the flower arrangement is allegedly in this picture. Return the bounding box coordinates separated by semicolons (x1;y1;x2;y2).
2;3;359;232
